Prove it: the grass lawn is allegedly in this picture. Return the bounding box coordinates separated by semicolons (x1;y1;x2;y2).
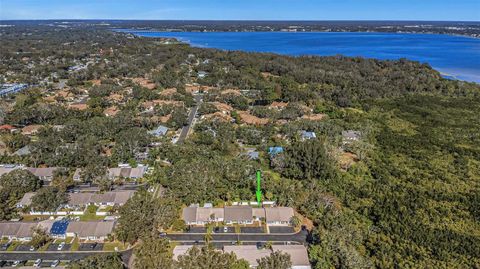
103;241;127;251
70;238;80;251
21;215;49;221
7;241;20;251
79;205;104;221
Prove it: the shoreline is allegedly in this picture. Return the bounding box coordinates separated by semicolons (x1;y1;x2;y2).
112;28;480;39
117;30;480;84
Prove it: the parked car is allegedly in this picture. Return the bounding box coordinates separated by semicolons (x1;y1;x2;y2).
51;260;60;267
89;243;98;250
0;261;6;267
159;232;167;237
29;245;36;251
223;226;228;233
0;242;10;251
57;242;65;250
12;260;23;267
33;259;42;267
256;242;265;249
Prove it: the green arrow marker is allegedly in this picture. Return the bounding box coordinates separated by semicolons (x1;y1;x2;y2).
256;170;262;207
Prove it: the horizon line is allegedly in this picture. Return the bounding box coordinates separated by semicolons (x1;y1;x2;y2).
1;19;479;23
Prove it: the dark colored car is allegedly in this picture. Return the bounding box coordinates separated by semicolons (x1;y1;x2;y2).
0;242;10;251
256;242;265;249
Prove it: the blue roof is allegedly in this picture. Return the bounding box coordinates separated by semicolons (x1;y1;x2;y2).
50;220;69;235
268;147;284;156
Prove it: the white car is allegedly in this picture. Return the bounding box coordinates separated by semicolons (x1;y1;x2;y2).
57;242;65;250
33;259;42;267
12;260;21;267
223;226;228;233
51;260;60;267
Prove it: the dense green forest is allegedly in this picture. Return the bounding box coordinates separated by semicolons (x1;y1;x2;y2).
1;24;479;268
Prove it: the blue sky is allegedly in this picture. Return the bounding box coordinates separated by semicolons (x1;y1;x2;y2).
1;0;479;21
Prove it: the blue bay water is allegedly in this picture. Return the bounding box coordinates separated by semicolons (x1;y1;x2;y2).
125;31;480;83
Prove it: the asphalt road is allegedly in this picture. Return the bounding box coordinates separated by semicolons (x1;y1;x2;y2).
177;94;202;144
167;230;308;244
0;249;133;263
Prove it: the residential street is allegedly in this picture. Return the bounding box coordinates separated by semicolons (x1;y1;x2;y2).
0;249;133;263
177;94;202;144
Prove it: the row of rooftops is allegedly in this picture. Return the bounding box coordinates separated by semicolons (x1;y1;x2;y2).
73;166;148;181
16;190;135;209
182;206;294;224
0;220;115;240
0;165;58;180
0;164;148;182
173;245;311;269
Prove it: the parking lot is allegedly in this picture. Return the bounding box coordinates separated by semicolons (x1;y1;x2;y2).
15;244;34;251
268;226;295;234
47;243;71;251
78;243;103;251
240;227;264;233
0;243;10;251
213;226;235;233
187;227;207;233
